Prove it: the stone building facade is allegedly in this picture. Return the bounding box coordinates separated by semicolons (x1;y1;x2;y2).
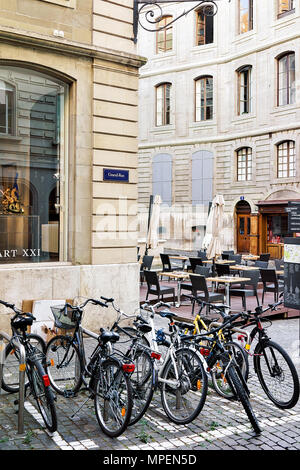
137;0;300;257
0;0;145;333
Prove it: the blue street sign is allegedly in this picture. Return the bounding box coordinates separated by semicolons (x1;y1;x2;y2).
103;169;129;182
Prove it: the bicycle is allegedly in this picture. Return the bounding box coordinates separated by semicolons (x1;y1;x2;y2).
44;298;135;437
136;301;208;425
181;307;262;434
236;295;300;410
0;300;57;432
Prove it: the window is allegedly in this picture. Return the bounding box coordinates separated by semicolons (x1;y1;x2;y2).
0;66;68;264
156;16;173;53
156;83;171;126
152;154;172;205
0;81;15;135
196;8;214;46
239;0;253;34
237;66;251;115
195;76;213;121
237;147;252;181
277;52;295;106
277;141;295;178
278;0;295;17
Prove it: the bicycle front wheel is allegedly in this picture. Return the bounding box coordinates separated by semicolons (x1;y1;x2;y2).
211;341;249;399
94;358;133;437
31;360;57;432
129;348;156;426
160;348;208;425
254;340;299;409
45;335;82;396
1;334;46;393
226;365;261;434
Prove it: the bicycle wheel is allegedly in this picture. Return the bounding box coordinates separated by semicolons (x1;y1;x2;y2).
211;341;249;399
30;360;57;432
112;326;150;356
226;364;261;434
94;358;133;437
1;334;46;393
45;335;82;396
129;348;156;426
254;340;299;409
160;348;208;425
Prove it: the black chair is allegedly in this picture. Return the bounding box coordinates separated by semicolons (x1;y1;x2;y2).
229;270;260;309
255;260;269;268
275;259;284;280
160;253;178;281
215;263;230;277
189;274;225;315
189;257;203;273
197;250;208;261
181;265;212;295
259;253;270;262
260;269;284;304
228;254;242;264
144;270;176;305
222;250;234;260
140;255;154;284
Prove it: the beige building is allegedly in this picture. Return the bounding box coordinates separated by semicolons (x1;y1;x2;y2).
0;0;145;333
137;0;300;258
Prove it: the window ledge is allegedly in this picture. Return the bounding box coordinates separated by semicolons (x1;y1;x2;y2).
277;9;295;20
271;104;297;115
0;134;22;142
0;261;72;270
232;113;256;123
38;0;76;8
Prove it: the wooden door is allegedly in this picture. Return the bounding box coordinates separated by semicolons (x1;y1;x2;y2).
237;214;251;253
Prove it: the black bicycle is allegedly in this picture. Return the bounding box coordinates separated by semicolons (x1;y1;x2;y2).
236;295;300;410
0;300;57;432
44;298;135;437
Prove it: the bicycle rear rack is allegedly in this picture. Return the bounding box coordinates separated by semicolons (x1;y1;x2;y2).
0;331;26;434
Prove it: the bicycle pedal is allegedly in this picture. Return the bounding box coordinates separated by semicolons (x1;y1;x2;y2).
63;390;76;398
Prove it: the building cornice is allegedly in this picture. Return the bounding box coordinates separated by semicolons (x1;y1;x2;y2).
0;26;147;69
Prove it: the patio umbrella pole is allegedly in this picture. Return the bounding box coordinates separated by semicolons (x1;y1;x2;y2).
145;195;154;255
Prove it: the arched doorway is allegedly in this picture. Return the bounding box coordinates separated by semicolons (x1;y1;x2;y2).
235;200;251;253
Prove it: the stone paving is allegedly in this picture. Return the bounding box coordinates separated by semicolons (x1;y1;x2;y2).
0;318;299;452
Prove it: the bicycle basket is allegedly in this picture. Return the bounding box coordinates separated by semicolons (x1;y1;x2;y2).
50;305;79;330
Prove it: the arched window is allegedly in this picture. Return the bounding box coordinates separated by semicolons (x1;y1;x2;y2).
277;52;295;106
192;150;214;205
156;83;171;126
237;65;252;115
0;80;15;135
277;140;295;178
156;16;173;53
196;7;214;46
239;0;253;34
237;147;252;181
195;76;213;121
152;154;172;205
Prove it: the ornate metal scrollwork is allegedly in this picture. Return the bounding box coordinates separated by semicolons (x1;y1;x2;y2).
133;1;220;43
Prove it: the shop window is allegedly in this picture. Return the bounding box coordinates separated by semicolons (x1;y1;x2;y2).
277;52;295;106
0;81;15;135
277;140;295;178
152;154;172;205
156;16;173;53
0;66;68;264
278;0;295;17
156;83;171;126
196;7;214;46
239;0;253;34
237;147;252;181
267;214;292;244
237;66;251;115
195;76;213;121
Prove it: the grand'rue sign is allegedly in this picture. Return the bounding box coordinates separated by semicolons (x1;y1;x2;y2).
103;169;129;183
286;201;300;232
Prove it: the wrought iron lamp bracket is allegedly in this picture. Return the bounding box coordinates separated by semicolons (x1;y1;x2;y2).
133;0;220;43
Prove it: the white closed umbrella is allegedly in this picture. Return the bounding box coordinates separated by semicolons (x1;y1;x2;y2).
146;194;162;252
204;194;225;260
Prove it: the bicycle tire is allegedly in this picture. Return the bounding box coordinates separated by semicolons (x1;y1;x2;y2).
45;335;82;396
94;357;133;437
211;341;249;399
128;348;156;426
254;340;300;409
226;364;261;434
31;360;57;432
160;347;208;425
1;334;46;393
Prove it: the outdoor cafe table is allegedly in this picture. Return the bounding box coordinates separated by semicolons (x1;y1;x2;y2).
168;255;188;270
160;271;189;307
206;275;251;307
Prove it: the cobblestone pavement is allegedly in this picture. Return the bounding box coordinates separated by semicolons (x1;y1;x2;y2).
0;318;299;452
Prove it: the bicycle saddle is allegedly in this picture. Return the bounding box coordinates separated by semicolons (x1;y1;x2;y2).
159;309;179;320
176;322;194;331
12;316;33;331
99;329;120;344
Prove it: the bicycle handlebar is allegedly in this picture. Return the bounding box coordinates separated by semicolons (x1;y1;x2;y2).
63;298;108;311
0;299;36;321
